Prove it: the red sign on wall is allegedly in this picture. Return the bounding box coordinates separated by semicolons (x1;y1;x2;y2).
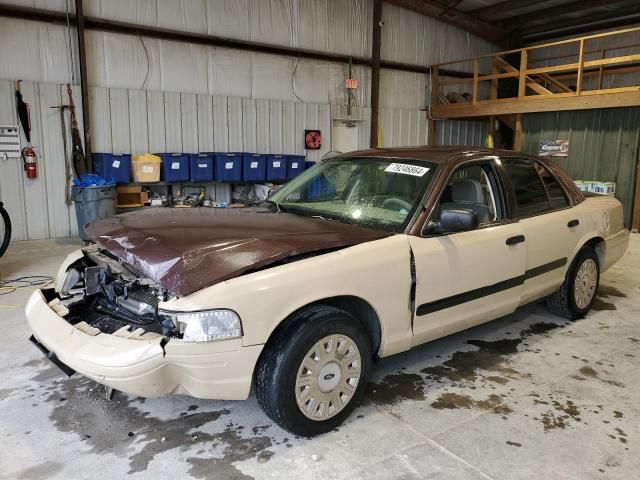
305;130;322;150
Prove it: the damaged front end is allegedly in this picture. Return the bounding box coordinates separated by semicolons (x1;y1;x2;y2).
53;245;179;339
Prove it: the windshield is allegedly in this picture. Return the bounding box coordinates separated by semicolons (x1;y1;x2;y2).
267;157;437;233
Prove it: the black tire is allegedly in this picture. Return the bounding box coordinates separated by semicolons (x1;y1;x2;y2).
254;305;371;437
0;202;10;258
546;246;600;319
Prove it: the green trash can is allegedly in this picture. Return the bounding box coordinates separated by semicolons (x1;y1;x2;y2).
72;185;117;241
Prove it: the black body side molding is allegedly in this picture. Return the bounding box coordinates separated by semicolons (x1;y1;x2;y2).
416;257;567;316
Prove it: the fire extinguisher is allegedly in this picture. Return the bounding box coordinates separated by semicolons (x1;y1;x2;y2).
22;145;39;179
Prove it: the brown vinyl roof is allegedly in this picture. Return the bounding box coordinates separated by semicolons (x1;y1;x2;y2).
343;146;516;163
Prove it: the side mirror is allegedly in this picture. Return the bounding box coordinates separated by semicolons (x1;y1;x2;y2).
438;208;478;233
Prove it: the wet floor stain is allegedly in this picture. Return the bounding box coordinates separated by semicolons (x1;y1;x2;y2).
186;430;273;480
365;373;426;405
577;366;624;388
598;285;627;298
591;299;616;311
421;338;521;384
430;392;511;415
538;398;581;432
33;373;278;478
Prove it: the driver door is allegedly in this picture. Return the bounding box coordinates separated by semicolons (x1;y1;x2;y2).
409;160;527;347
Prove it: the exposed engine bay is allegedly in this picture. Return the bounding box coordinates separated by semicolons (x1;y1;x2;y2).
55;246;179;338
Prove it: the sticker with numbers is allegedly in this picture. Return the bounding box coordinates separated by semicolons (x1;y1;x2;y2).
112;160;121;168
291;162;298;168
225;162;233;169
250;161;258;168
273;161;281;168
198;163;207;168
171;162;180;170
142;166;154;173
384;163;429;177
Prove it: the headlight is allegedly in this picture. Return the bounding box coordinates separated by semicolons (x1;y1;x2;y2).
159;309;242;343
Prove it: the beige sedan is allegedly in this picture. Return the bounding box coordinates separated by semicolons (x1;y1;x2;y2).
26;147;629;436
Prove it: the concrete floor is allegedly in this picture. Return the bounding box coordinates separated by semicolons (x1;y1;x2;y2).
0;236;639;480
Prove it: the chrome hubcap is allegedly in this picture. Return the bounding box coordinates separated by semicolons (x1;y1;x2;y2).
295;334;362;421
574;258;597;309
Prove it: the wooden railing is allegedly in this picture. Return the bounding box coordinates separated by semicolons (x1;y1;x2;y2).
430;27;640;119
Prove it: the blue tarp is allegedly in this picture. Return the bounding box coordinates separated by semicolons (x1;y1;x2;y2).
73;174;115;187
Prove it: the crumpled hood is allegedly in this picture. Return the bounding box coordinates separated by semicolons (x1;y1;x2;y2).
86;208;391;296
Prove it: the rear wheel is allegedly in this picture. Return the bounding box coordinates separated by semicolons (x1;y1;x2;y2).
546;247;599;319
0;202;10;258
254;305;371;437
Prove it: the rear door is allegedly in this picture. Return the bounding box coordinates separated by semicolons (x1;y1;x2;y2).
500;158;584;304
410;159;527;347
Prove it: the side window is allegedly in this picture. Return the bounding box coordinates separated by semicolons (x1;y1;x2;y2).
503;158;550;217
429;163;502;231
534;162;570;209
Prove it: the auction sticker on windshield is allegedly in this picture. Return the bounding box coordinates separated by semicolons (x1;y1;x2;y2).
384;163;430;177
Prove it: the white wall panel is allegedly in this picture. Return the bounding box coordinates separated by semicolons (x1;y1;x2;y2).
242;98;257;153
89;87;111;153
0;80;80;240
196;94;215;152
146;90;166;152
109;88;131;154
212;96;229;152
129;89;149;154
180;93;198;153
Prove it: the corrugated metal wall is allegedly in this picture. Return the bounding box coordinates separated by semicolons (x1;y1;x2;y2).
522;108;640;227
0;80;80;240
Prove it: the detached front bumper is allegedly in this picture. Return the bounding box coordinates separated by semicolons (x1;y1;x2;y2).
26;290;263;400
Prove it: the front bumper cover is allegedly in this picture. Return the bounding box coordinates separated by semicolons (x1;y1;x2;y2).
26;289;263;400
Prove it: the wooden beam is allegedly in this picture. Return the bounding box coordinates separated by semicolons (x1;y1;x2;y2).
536;73;572;93
384;0;507;47
576;39;585;95
514;114;523;152
431;91;640;118
518;50;528;98
370;0;382;148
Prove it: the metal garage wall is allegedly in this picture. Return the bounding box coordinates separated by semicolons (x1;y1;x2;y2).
0;79;81;241
438;120;488;147
522;109;640;227
89;86;332;161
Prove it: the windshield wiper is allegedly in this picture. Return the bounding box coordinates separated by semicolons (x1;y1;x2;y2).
312;215;332;221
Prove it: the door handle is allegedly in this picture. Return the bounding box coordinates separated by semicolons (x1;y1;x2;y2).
567;219;580;228
506;235;526;245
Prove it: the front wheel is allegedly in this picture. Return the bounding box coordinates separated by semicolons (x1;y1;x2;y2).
546;246;600;319
254;306;371;437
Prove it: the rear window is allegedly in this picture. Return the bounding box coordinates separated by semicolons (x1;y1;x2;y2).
503;158;550;216
534;162;570;209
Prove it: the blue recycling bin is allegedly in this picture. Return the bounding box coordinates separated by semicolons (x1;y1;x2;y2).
267;154;288;182
215;153;243;182
287;155;306;179
92;153;131;184
242;154;267;182
189;153;215;181
158;153;190;182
